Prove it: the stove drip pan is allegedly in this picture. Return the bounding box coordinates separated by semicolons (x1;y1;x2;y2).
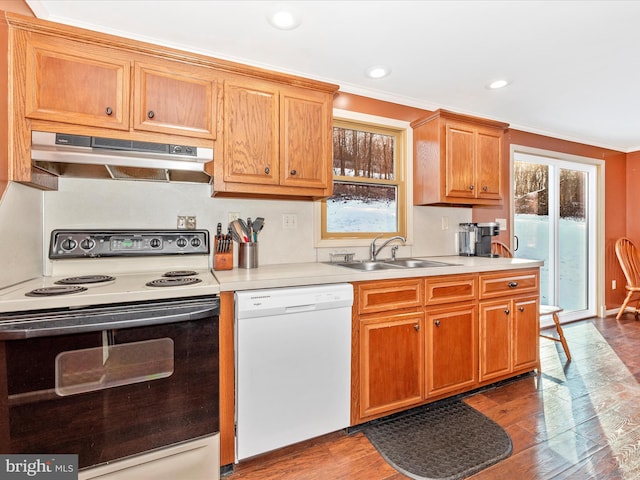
26;285;88;297
162;271;198;277
55;275;115;285
146;277;203;288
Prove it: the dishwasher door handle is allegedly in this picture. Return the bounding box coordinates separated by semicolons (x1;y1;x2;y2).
284;304;316;313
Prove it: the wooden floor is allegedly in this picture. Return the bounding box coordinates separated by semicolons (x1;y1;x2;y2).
224;315;640;480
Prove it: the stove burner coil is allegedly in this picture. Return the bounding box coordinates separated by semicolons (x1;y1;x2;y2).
55;275;115;285
162;271;198;277
146;277;203;288
25;285;88;297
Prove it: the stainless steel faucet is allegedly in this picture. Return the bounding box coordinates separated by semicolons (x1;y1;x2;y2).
369;234;407;261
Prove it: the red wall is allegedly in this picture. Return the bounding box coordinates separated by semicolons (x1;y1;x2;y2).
335;92;629;311
0;0;33;16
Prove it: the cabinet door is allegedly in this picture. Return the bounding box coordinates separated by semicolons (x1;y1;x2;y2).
134;60;217;139
476;127;502;200
479;300;512;382
512;296;539;370
24;34;130;130
223;79;279;185
445;122;476;199
280;86;331;190
426;303;477;397
360;313;424;418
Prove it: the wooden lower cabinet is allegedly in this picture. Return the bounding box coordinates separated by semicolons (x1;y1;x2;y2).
359;311;424;418
352;268;539;425
479;295;539;382
426;302;478;397
478;299;512;381
512;296;540;370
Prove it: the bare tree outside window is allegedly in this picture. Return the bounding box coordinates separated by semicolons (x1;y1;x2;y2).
323;122;405;237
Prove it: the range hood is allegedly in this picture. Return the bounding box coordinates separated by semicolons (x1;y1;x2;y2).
31;131;213;183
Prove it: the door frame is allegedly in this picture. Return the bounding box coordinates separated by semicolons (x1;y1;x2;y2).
509;144;605;320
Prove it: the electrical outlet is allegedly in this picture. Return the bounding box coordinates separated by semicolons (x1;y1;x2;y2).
441;216;449;230
282;213;298;229
228;212;240;224
177;215;197;229
612;280;617;290
495;218;507;231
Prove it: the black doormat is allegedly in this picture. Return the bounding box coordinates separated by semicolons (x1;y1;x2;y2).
364;399;512;480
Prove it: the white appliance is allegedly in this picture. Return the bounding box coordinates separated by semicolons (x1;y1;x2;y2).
235;284;353;461
0;230;220;480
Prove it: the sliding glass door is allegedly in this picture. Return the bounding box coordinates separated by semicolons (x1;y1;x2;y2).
513;151;597;322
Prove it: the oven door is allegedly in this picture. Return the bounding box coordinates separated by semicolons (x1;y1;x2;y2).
0;297;219;470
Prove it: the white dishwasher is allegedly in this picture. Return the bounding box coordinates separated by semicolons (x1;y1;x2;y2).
235;283;353;461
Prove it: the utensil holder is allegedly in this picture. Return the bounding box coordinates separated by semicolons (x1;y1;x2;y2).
238;242;258;269
213;238;233;271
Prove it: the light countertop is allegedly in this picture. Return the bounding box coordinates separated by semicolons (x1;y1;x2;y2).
212;255;543;292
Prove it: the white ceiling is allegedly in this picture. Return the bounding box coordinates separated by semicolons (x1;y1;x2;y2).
25;0;640;152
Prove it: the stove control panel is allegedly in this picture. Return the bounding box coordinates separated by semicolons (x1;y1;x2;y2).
49;230;209;258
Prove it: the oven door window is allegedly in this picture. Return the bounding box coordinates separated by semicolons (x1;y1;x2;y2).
56;336;174;396
3;317;218;469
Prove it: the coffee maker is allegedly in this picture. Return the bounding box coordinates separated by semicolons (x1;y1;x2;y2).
458;222;500;257
475;222;500;257
458;223;477;256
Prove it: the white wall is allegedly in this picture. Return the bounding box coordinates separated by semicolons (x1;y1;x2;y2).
0;182;43;288
35;177;471;273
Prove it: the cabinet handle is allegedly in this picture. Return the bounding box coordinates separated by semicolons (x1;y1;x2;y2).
414;324;420;331
264;167;270;174
147;110;155;119
469;184;475;191
434;320;441;327
508;281;518;288
519;306;525;312
504;309;510;315
482;185;488;191
290;169;297;175
105;106;113;116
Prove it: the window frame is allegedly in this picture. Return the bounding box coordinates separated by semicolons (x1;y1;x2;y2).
314;109;412;247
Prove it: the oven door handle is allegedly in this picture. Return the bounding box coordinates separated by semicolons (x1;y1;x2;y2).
0;299;219;340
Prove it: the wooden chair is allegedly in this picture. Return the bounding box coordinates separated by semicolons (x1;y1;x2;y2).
614;237;640;320
491;240;514;258
491;241;572;361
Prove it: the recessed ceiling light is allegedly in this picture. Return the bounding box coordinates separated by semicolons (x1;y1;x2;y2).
487;79;510;89
365;65;391;79
267;6;301;30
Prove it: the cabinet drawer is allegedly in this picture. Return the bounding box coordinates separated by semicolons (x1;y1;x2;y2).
425;274;477;305
479;269;539;299
356;279;423;315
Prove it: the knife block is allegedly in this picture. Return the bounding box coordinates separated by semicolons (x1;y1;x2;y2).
213;238;233;271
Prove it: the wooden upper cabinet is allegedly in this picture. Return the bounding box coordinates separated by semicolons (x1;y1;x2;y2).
23;32;219;141
24;33;130;130
280;86;330;189
476;127;502;199
411;109;508;206
223;78;279;185
133;60;217;139
216;75;336;197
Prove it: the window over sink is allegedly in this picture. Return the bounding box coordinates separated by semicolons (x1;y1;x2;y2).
316;110;411;246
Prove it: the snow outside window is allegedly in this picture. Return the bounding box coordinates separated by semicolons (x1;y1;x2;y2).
321;116;408;240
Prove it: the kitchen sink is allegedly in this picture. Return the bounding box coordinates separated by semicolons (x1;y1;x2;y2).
382;258;457;268
333;258;459;271
334;260;405;271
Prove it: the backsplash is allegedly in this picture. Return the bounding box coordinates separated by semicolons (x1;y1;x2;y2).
0;178;471;283
0;182;43;288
